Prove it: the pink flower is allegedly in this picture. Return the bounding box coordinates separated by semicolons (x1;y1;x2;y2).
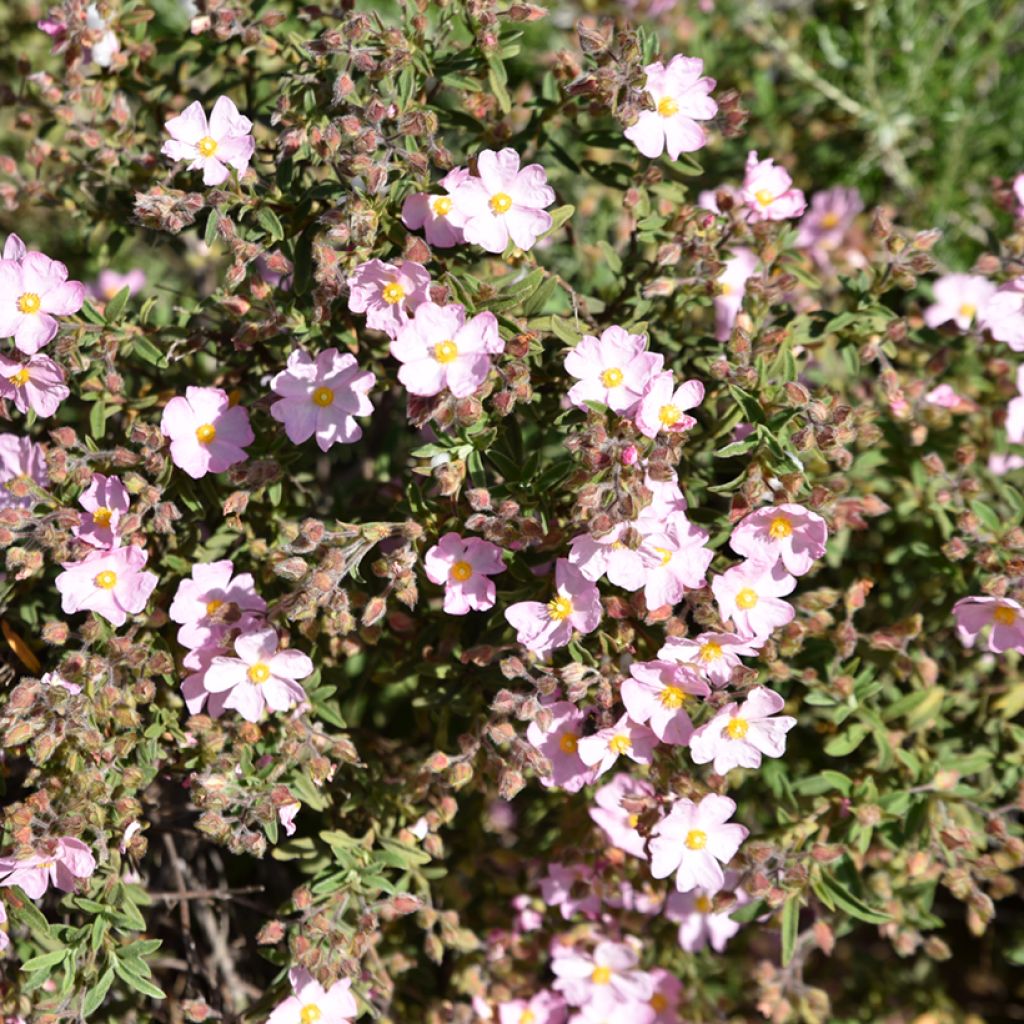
0;837;96;899
729;503;828;576
90;269;146;301
41;671;82;695
270;347;375;451
576;714;658;778
638;516;713;610
989;452;1024;475
551;941;653;1014
979;280;1024;350
0;434;48;509
689;686;796;774
505;559;602;658
180;641;234;718
74;473;130;549
278;802;301;838
267;967;357;1024
925;383;972;411
569;524;647;592
401;168;469;248
715;248;758;341
206;627;313;722
712;560;796;638
649;794;748;894
621;660;709;745
2;234;27;261
56;545;158;628
635;373;703;439
499;991;567;1024
346;258;431;338
525;701;597;793
161;96;255;186
589;773;655;859
658;631;763;688
169;559;267;649
0;353;69;417
540;863;601;920
160;386;254;479
953;596;1024;653
741;151;806;222
423;532;505;614
450;148;555;253
390;302;503;398
564;326;663;415
624;55;717;160
924;274;997;331
665;875;748;953
795;187;863;262
640;969;683;1023
0;251;85;354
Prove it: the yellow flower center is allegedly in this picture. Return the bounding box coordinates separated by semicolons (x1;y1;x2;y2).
685;829;707;850
755;189;775;207
658;404;681;426
432;196;453;217
653;546;673;566
657;96;680;118
197;135;218;157
559;732;579;754
37;860;56;870
92;507;113;528
518;1012;536;1024
547;594;573;621
609;734;632;754
312;386;334;407
381;281;405;304
247;662;271;684
489;192;513;215
206;599;224;616
736;588;758;610
8;367;30;386
628;813;640;828
450;560;473;582
94;570;117;590
195;423;216;444
769;516;793;539
726;717;749;739
658;685;687;709
959;303;977;320
16;292;41;315
591;966;612;985
821;211;840;229
699;640;723;661
719;282;733;296
433;339;459;364
994;605;1017;626
300;1006;322;1024
694;895;712;914
650;993;669;1012
600;367;624;388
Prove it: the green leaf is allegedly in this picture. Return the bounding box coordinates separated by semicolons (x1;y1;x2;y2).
823;724;868;757
21;948;69;972
113;956;166;1000
104;286;131;323
83;967;115;1016
257;207;285;242
814;871;890;924
487;56;511;114
132;335;166;367
204;209;220;249
89;398;107;440
781;895;800;965
541;204;575;239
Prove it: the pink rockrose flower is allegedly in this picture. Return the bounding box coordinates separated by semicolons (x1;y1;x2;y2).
0;434;48;510
401;167;470;248
161;95;255;186
0;250;85;354
499;991;567;1024
989;452;1024;475
180;641;234;718
346;258;431;338
639;968;683;1023
160;386;254;479
638;516;714;610
90;268;146;302
689;686;796;774
2;234;27;261
741;151;806;222
635;372;703;439
267;967;358;1024
551;941;654;1014
423;532;505;615
41;671;82;695
712;560;796;638
576;714;658;778
924;274;997;331
649;794;748;894
390;302;503;398
569;523;647;592
589;773;656;859
621;660;709;745
56;545;158;628
0;353;69;417
525;701;597;793
715;248;758;341
206;627;312;723
564;326;664;415
925;383;972;412
795;186;864;261
74;473;130;549
169;559;267;649
658;631;763;688
270;347;375;451
505;559;602;658
0;837;96;899
729;503;828;577
665;875;748;953
540;862;601;921
952;595;1024;653
624;55;717;160
979;280;1024;350
450;148;555;253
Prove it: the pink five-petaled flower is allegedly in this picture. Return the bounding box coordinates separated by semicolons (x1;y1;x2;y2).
979;279;1024;350
540;862;601;921
0;251;85;355
924;274;997;331
169;559;267;649
952;596;1024;653
622;660;709;745
90;268;146;302
795;186;864;265
689;686;796;775
741;151;806;222
525;700;596;793
206;627;313;723
589;773;656;859
638;516;714;610
568;523;648;592
346;258;431;338
0;353;69;417
564;326;664;415
576;714;658;778
624;55;717;160
729;503;828;577
160;386;254;479
74;473;130;549
715;248;758;341
505;559;602;658
712;560;796;639
56;545;158;628
450;148;555;253
498;990;567;1024
658;630;763;688
0;434;48;510
665;874;748;953
635;372;704;439
649;794;748;895
161;95;255;186
641;968;683;1024
391;302;503;399
267;967;358;1024
401;167;470;248
0;837;96;899
270;347;375;451
551;940;654;1014
180;641;234;718
423;532;505;615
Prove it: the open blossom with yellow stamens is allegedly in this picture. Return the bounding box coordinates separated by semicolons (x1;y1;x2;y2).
161;95;255;187
401;166;470;248
666;876;749;953
267;966;358;1024
55;545;158;628
589;773;656;859
169;558;267;650
73;472;130;550
160;385;254;479
346;258;431;338
0;351;69;418
424;531;505;615
923;273;998;332
525;700;596;793
0;249;85;354
729;502;829;577
577;713;658;778
636;514;714;611
689;686;796;775
622;659;709;745
505;559;602;658
740;150;806;222
564;325;663;415
953;595;1024;653
551;940;654;1016
496;990;568;1024
0;837;96;900
711;559;797;639
635;370;704;439
658;630;764;688
795;186;864;267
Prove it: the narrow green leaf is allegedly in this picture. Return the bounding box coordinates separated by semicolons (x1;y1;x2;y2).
83;967;115;1016
104;286;131;323
21;948;68;972
89;399;107;440
257;207;285;242
781;895;800;965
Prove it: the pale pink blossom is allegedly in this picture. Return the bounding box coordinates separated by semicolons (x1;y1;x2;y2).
0;434;48;510
924;274;997;331
640;969;683;1023
267;967;357;1024
169;559;266;649
0;353;69;417
2;234;26;262
741;151;806;222
498;991;567;1024
74;473;130;549
658;631;763;688
637;516;713;610
564;326;663;414
505;559;602;658
390;302;503;398
689;686;796;774
715;248;758;341
635;373;703;439
346;258;431;338
55;545;158;627
925;384;973;412
665;874;748;952
450;148;555;253
0;251;85;354
401;168;470;248
589;774;655;859
795;187;863;264
712;560;796;638
162;96;255;186
540;863;600;920
979;280;1024;350
0;838;96;899
624;55;717;160
953;596;1024;653
160;386;254;479
621;660;709;745
989;452;1024;475
423;532;505;614
41;671;82;695
649;794;748;894
90;269;146;302
729;503;828;576
551;941;654;1014
278;802;301;838
525;701;597;793
568;523;647;592
576;714;658;778
270;347;375;451
180;641;234;718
